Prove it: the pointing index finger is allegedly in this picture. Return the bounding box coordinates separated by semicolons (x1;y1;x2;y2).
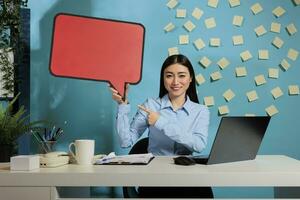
138;105;151;114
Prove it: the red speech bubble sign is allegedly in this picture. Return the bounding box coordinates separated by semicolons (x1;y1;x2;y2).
49;13;145;97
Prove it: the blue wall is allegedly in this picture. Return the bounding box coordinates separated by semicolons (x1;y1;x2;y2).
28;0;300;198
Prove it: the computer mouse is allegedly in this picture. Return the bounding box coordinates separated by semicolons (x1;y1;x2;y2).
173;156;196;166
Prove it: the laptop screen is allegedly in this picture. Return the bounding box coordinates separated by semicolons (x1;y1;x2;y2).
206;116;271;165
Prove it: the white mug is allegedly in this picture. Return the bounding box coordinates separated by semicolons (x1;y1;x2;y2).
69;139;95;165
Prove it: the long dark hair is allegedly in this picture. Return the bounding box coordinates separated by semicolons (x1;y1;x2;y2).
159;54;199;103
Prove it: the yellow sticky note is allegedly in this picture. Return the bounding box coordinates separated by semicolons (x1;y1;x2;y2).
164;22;175;32
210;38;221;47
258;50;269;60
217;57;230;69
268;68;279;79
236;66;247;77
288;85;300;95
193;38;205;50
280;59;290;71
293;0;300;5
205;17;216;29
246;90;259;102
196;74;205;85
254;74;266;86
199;56;212;68
255;25;267;37
265;105;279;116
166;0;179;9
223;89;235;102
192;7;204;20
251;3;263;15
204;96;215;106
179;35;189;45
183;20;196;32
232;15;243;26
208;0;219;8
228;0;240;7
176;9;186;18
286;23;297;35
218;105;229;115
232;35;244;45
271;22;281;33
168;47;179;56
271;87;283;99
287;48;299;61
272;6;286;18
240;50;253;62
210;71;222;81
272;36;284;49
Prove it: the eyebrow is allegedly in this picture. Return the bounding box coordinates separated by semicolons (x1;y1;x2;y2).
164;71;188;74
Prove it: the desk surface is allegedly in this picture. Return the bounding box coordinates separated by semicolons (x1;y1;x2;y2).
1;155;300;187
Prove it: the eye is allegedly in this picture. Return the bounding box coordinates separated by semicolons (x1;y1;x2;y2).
165;74;173;78
179;74;186;78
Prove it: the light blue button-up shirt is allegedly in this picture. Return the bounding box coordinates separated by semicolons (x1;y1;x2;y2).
116;94;210;156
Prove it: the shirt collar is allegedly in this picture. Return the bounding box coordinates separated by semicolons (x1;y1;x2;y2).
161;94;193;115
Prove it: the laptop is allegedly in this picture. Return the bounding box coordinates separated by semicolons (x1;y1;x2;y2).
192;116;271;165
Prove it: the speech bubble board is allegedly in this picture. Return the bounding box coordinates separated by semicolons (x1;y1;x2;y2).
49;13;145;97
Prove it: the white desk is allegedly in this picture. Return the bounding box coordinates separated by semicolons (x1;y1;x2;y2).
1;155;300;199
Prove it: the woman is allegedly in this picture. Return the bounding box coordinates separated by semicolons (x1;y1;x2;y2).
110;54;213;198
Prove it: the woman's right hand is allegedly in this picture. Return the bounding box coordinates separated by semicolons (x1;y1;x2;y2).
109;84;129;104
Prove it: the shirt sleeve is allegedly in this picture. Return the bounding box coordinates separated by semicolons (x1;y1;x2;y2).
116;103;148;148
154;106;210;153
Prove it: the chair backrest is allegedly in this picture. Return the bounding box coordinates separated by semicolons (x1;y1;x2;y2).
123;137;149;198
129;137;149;155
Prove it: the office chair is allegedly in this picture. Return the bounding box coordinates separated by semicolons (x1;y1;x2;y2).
122;137;149;198
122;137;214;198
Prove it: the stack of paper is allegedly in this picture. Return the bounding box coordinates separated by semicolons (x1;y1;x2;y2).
95;152;154;165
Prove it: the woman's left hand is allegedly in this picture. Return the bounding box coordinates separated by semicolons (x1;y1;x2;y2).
138;105;160;126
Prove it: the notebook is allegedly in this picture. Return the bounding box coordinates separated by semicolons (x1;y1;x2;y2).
192;116;271;165
95;153;154;165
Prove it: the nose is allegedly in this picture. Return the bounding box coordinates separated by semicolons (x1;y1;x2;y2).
172;77;179;85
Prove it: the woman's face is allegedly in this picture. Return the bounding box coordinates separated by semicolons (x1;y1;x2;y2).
163;63;192;99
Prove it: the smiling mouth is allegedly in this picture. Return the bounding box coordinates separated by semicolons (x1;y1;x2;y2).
171;87;181;91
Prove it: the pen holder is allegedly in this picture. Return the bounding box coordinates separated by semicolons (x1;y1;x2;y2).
39;140;57;153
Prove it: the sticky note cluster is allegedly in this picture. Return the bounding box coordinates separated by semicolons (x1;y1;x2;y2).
217;57;230;69
204;96;215;106
232;35;244;45
166;0;178;9
205;17;216;29
192;7;204;20
233;15;243;26
254;75;267;86
199;56;212;68
196;74;206;85
271;87;283;99
223;89;235;101
236;66;247;77
183;20;196;32
218;105;229;115
210;71;222;81
265;105;279;116
289;85;299;95
240;50;253;62
251;3;263;15
194;38;205;50
208;0;219;8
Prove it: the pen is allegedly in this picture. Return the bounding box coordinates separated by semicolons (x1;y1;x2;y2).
36;130;46;142
49;125;56;140
53;128;61;139
54;129;64;140
31;130;41;143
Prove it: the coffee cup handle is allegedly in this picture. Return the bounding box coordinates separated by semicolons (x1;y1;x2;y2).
69;142;76;158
